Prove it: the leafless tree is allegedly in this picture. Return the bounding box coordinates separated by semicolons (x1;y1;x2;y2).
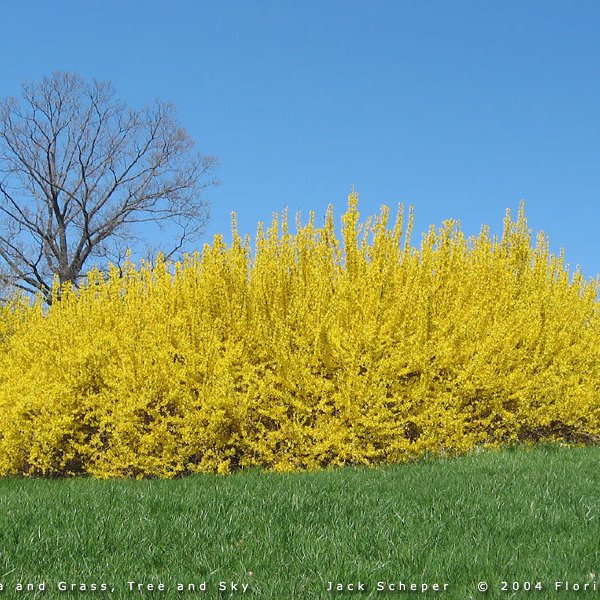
0;71;217;302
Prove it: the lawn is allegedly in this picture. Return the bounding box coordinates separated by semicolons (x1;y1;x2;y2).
0;445;598;599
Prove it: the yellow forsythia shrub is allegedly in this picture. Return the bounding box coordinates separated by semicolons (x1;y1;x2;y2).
0;193;598;477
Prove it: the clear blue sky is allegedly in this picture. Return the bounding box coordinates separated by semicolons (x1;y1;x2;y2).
2;0;599;277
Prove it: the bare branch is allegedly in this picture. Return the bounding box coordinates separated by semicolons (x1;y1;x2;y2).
0;71;217;301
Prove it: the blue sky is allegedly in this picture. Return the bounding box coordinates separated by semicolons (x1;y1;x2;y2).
1;0;599;277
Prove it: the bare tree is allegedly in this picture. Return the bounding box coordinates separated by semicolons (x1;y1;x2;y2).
0;71;217;302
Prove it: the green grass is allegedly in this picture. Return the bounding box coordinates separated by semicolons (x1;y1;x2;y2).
0;445;598;599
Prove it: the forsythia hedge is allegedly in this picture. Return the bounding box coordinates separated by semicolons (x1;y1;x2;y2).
0;194;599;478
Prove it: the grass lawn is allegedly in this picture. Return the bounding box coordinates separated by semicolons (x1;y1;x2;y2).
0;445;598;599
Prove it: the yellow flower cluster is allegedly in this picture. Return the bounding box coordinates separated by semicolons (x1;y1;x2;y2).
0;193;598;477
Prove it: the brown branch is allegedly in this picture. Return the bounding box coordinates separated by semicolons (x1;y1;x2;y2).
0;72;216;300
